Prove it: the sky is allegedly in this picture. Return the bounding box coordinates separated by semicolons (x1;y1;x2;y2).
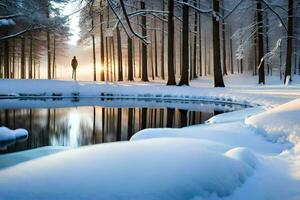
63;1;81;45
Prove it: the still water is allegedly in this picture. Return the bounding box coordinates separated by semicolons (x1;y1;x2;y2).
0;98;249;154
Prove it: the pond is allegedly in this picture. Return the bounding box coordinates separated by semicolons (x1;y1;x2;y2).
0;98;249;154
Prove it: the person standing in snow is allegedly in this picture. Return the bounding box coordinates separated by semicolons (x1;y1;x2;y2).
71;56;78;80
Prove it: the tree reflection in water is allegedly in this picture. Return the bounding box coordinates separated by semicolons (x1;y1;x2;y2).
0;106;224;153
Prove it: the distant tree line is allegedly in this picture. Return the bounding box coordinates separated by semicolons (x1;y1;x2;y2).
0;0;70;79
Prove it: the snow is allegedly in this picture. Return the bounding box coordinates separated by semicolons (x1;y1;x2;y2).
1;74;300;108
0;19;15;27
246;98;300;145
1;75;300;199
0;146;69;170
0;138;257;200
0;126;28;142
206;106;267;124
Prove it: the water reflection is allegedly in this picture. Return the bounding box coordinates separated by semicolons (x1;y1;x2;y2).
0;101;247;154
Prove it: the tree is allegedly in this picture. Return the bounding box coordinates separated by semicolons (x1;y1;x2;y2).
140;1;148;82
127;36;133;81
257;0;265;84
166;0;176;85
284;0;294;84
161;0;165;80
212;0;225;87
178;0;189;86
117;26;123;81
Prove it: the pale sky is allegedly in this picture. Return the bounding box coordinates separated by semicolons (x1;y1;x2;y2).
63;0;81;45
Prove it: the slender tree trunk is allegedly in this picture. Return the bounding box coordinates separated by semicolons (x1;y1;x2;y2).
230;26;234;74
99;3;105;81
178;0;189;86
154;18;158;77
265;12;270;75
161;0;165;80
52;33;56;79
212;0;225;87
257;0;265;84
198;3;202;77
21;37;26;79
284;0;293;84
128;36;134;81
192;0;198;79
141;1;148;82
4;32;9;79
117;26;123;81
166;0;176;85
29;35;33;79
222;1;227;75
47;31;51;79
12;39;15;78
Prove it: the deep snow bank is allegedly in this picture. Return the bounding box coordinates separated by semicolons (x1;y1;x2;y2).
246;98;300;147
0;138;256;200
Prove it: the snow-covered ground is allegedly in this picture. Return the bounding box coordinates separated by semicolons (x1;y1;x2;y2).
1;74;300;107
0;74;300;199
0;127;28;150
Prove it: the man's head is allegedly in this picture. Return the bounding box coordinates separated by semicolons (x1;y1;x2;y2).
73;56;76;59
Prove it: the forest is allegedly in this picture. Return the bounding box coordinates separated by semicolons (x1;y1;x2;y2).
0;0;299;86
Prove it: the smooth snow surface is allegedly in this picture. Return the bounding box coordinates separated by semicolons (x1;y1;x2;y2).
206;106;267;124
0;139;255;200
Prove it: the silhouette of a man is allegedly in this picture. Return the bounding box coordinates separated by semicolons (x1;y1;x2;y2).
71;56;78;80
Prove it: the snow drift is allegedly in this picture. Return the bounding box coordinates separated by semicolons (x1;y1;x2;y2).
246;98;300;148
0;127;28;142
0;138;256;200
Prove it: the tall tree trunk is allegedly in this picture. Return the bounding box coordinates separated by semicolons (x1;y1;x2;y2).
141;1;148;82
166;0;176;85
154;18;158;77
230;26;234;74
12;39;15;78
212;0;225;87
4;32;9;79
52;33;56;79
257;0;265;84
92;33;96;81
284;0;293;84
192;0;198;79
21;37;26;79
265;12;270;75
117;26;123;81
29;35;33;79
198;2;202;77
222;1;227;75
128;36;134;81
99;2;105;81
161;0;165;80
178;0;189;86
47;31;51;79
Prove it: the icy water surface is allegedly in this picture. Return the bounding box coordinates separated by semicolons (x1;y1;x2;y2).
0;98;249;153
